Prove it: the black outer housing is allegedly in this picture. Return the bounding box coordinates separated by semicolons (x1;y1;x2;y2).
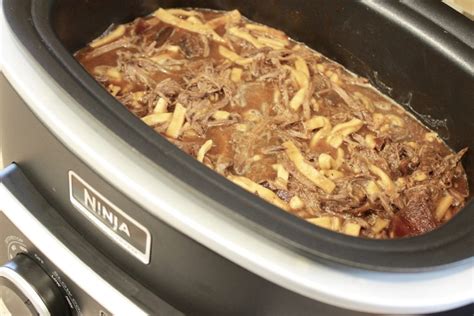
0;164;183;316
2;0;474;303
2;0;474;314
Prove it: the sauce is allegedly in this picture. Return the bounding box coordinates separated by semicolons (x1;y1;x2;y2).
75;8;469;239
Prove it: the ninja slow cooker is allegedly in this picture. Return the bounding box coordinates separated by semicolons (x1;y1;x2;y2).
1;0;473;315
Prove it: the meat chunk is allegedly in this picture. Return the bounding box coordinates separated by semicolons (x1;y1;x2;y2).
155;26;174;47
177;32;209;58
156;78;182;97
390;188;436;237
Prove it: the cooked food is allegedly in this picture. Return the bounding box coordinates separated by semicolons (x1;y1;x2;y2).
75;8;469;239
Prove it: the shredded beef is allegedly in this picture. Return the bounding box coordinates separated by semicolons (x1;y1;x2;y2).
75;8;469;239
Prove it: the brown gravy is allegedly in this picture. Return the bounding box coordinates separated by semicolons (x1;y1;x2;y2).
75;8;469;239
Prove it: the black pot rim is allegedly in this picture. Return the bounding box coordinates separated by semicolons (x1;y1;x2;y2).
4;0;473;272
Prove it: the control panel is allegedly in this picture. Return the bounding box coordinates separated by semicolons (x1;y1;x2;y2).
0;212;111;316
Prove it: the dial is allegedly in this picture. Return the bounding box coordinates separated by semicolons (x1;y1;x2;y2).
0;254;71;316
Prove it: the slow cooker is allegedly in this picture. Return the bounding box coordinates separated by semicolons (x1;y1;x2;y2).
1;0;473;315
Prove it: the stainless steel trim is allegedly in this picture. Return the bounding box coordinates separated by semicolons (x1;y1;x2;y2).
0;266;51;316
1;8;473;314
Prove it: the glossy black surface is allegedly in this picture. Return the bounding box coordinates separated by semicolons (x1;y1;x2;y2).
0;164;182;316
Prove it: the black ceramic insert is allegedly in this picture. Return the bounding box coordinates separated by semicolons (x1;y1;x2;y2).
3;0;473;272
